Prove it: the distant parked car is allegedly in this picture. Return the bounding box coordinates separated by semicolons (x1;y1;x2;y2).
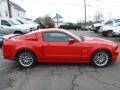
92;19;120;33
59;23;81;30
0;18;33;34
100;22;120;37
92;21;105;33
83;25;92;31
2;29;119;68
16;18;40;30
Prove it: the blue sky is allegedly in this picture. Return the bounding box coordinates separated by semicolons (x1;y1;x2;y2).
11;0;120;22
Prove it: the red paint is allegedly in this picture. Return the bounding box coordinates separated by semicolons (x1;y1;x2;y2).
2;29;119;63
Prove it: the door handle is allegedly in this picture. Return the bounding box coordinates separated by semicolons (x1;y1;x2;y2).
0;27;3;28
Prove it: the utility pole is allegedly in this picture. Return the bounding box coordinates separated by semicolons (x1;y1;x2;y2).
7;0;12;18
84;0;86;24
56;14;59;25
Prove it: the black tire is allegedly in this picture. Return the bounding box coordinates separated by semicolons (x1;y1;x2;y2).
106;31;113;37
94;29;97;33
16;50;36;68
37;26;40;29
94;27;100;33
102;32;107;36
14;31;23;34
91;50;111;68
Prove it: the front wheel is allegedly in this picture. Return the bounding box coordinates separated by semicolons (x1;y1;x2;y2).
16;51;36;68
91;50;111;67
106;31;113;37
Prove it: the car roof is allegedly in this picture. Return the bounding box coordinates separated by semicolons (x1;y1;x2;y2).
0;18;16;21
27;28;66;34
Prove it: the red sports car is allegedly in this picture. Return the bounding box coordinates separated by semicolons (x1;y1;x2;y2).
2;29;119;68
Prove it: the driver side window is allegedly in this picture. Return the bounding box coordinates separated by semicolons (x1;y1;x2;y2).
43;32;71;42
1;20;11;26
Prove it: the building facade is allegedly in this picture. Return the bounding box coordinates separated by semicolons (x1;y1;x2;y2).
54;13;63;28
0;0;26;18
0;0;9;17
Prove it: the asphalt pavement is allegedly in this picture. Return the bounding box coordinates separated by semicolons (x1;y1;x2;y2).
0;30;120;90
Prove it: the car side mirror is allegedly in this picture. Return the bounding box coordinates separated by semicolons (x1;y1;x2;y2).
68;38;76;44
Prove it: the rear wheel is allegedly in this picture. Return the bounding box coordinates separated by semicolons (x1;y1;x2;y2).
91;50;111;67
16;50;36;68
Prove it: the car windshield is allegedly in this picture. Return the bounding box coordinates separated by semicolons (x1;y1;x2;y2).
8;20;21;25
113;23;120;27
115;19;120;23
105;21;113;26
16;19;24;24
18;19;31;24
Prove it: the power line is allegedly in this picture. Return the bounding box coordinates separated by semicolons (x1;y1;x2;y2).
96;0;120;2
15;0;120;8
24;0;84;6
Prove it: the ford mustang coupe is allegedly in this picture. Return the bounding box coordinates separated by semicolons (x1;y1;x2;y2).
2;29;119;68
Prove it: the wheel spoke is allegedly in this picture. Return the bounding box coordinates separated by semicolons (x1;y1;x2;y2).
94;52;109;67
19;52;34;67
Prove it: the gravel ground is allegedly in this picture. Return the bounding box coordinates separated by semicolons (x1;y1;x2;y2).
0;30;120;90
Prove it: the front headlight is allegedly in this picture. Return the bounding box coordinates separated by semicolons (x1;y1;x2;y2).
29;28;35;32
22;28;34;33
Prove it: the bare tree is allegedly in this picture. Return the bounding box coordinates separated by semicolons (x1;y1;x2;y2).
43;15;55;28
93;11;104;22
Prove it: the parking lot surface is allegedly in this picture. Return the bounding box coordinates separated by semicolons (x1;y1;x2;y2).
0;30;120;90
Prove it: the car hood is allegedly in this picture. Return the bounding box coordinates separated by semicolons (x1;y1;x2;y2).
11;25;31;30
93;23;103;27
29;23;39;26
101;25;113;30
84;37;116;46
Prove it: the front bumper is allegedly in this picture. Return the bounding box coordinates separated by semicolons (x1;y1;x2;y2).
113;32;120;36
102;31;120;36
112;49;119;62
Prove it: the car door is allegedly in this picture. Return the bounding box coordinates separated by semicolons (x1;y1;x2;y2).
42;32;82;62
0;20;11;34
